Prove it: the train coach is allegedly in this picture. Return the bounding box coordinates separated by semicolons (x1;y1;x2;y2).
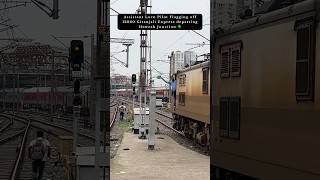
170;60;210;146
0;85;90;116
211;0;320;179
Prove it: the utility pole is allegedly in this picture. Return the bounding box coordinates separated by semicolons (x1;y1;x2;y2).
252;0;256;16
95;0;102;179
147;0;155;150
210;0;215;178
73;79;81;152
168;53;173;108
12;71;15;113
123;44;131;68
95;0;109;179
54;53;57;116
2;70;6;110
36;59;39;112
90;33;95;129
17;73;19;111
51;51;55;116
138;0;150;139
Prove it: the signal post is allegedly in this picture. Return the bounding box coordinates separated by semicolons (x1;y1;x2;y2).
69;40;84;153
132;74;136;115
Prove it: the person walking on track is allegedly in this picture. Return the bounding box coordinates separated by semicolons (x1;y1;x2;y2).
119;103;127;120
28;131;51;180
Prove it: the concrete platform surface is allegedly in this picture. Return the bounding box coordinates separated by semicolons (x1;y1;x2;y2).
111;132;209;180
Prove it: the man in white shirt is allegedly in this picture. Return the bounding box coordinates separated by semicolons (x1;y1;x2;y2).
119;103;127;120
28;131;51;180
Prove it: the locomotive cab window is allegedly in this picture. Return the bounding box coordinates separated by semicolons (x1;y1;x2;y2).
219;97;240;139
220;50;230;78
178;92;185;106
294;17;315;101
202;68;209;94
179;74;186;86
220;41;242;79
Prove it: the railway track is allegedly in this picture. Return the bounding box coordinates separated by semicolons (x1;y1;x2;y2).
0;117;27;180
18;110;93;128
0;117;57;180
117;97;209;154
0;110;104;180
3;102;119;145
110;104;119;129
117;98;180;134
0;112;96;146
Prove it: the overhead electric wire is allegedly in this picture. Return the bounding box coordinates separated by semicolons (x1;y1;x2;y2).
156;17;210;59
111;0;121;5
110;8;120;14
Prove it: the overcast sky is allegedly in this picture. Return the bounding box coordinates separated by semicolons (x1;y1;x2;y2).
111;0;210;87
0;0;96;53
0;0;210;87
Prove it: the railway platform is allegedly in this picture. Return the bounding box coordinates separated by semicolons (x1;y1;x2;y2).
111;132;209;180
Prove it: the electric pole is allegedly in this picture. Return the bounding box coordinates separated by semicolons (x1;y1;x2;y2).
138;0;150;139
210;0;215;178
90;33;95;129
51;50;55;116
95;0;109;179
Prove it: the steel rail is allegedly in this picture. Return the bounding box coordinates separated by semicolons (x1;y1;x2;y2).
17;110;97;133
155;111;172;119
0;113;96;141
110;105;118;128
0;129;25;144
155;118;184;136
18;110;93;127
118;98;186;137
10;120;30;180
0;120;11;133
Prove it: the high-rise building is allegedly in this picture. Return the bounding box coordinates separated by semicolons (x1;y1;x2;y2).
214;0;272;28
183;51;197;67
214;0;238;28
170;51;184;75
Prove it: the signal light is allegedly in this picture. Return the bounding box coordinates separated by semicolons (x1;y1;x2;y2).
70;40;84;71
132;74;136;84
74;80;80;94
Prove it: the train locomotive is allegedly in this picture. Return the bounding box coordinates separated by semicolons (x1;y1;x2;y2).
170;60;210;147
210;0;320;179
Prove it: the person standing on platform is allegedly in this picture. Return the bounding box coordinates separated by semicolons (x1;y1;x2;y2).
28;131;51;180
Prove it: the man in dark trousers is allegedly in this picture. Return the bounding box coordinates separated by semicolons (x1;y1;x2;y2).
28;131;51;180
171;75;177;109
119;103;127;120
